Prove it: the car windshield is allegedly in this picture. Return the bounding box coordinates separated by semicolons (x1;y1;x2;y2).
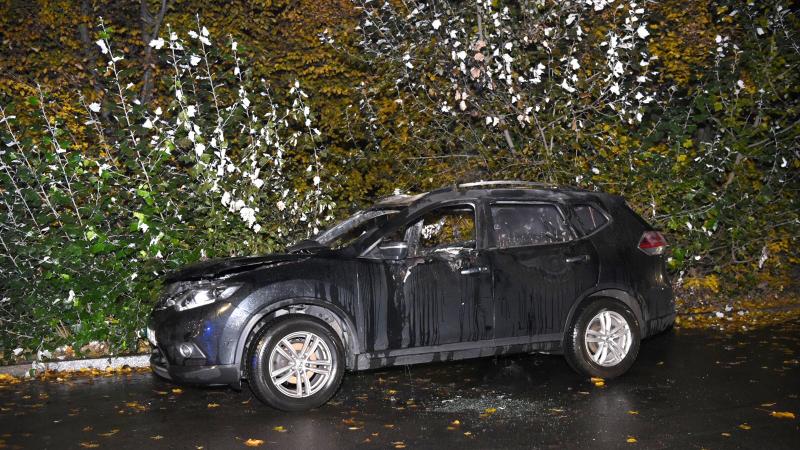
314;209;398;250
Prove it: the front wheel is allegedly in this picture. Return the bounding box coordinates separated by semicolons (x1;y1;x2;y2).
564;299;641;379
247;316;344;411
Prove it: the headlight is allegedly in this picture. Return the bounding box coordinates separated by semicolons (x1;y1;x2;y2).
168;282;243;312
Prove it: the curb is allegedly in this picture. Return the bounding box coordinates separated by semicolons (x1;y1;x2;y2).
0;354;150;378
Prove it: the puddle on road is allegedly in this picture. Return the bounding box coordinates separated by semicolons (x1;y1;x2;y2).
431;394;557;420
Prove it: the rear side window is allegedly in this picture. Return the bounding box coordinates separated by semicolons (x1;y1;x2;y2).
490;204;573;248
572;204;609;235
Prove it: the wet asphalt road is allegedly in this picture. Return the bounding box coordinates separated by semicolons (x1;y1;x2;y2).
1;321;798;450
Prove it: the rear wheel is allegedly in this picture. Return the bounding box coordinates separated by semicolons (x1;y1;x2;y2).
564;299;641;379
247;316;344;411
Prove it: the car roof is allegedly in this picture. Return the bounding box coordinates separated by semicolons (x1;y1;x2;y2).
369;181;611;211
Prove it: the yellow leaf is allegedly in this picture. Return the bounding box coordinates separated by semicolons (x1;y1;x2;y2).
273;426;286;432
738;423;751;430
171;388;183;394
150;435;163;440
207;403;220;408
627;410;639;415
770;411;795;419
451;419;460;426
485;407;497;414
80;443;100;448
98;429;119;437
626;436;637;443
243;438;264;447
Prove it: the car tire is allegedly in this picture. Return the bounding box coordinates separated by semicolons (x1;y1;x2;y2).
564;298;641;379
247;315;344;411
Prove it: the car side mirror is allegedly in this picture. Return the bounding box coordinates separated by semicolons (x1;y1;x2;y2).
378;241;408;261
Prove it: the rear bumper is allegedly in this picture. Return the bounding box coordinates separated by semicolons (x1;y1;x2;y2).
150;349;240;388
645;311;675;337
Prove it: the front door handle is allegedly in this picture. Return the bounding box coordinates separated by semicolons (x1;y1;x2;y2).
460;266;489;275
565;254;590;264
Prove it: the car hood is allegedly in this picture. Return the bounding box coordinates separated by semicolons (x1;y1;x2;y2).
165;254;307;282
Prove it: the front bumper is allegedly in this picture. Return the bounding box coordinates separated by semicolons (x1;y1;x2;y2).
148;297;249;388
150;347;241;388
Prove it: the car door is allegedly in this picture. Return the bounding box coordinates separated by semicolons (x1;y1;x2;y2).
486;201;599;341
369;203;494;352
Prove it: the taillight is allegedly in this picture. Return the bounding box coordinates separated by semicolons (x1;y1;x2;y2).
638;231;668;255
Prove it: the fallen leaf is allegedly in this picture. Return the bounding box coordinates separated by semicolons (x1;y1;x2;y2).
463;431;473;436
760;402;776;407
484;407;497;414
243;438;264;447
150;435;164;440
738;423;751;430
207;403;220;409
80;443;100;448
171;388;183;394
770;411;795;419
392;442;406;449
451;419;460;426
627;410;639;415
98;429;119;437
721;432;731;437
626;436;637;443
273;426;286;433
383;424;395;429
82;426;93;432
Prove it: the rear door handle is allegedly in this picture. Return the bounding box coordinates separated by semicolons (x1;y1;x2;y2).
565;255;590;263
460;266;489;275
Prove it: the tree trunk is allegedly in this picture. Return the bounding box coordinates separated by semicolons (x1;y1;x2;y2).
139;0;171;104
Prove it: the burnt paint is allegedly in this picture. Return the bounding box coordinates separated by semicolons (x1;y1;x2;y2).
149;186;674;386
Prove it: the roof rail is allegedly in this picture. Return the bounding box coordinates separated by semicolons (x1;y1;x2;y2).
457;180;561;190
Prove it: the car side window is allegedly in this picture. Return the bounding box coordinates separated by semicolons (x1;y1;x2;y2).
490;204;572;248
412;205;476;255
572;204;609;236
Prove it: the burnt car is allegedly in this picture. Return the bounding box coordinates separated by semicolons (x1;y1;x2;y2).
148;181;674;411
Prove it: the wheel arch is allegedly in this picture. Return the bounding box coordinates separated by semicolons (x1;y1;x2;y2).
563;288;647;340
236;298;360;380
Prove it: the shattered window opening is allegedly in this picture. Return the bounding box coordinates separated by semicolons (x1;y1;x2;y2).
490;204;573;248
384;205;476;257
